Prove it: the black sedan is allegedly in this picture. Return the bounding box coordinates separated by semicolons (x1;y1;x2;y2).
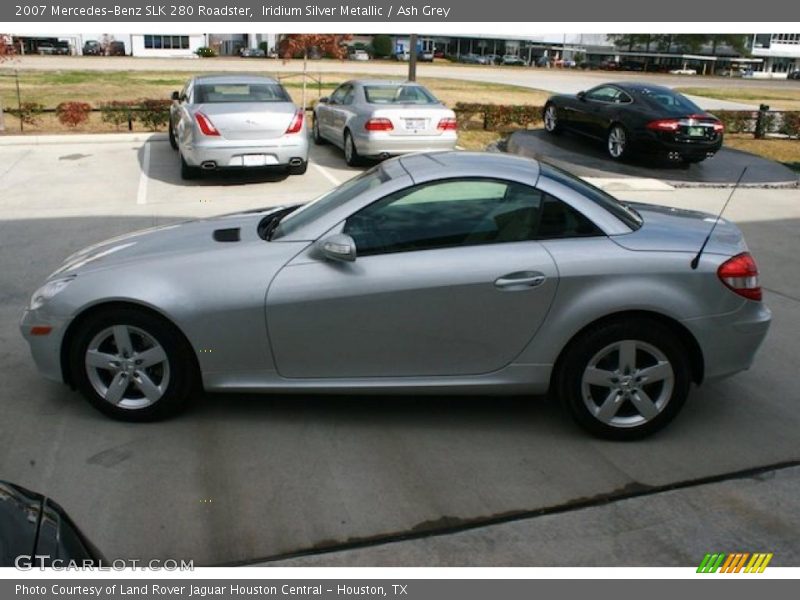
543;83;724;164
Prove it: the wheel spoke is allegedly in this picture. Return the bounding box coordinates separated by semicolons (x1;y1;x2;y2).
113;325;134;357
596;390;624;422
637;361;672;384
136;345;167;368
105;372;129;405
133;371;162;402
584;367;616;388
631;389;659;420
618;340;637;373
86;350;119;370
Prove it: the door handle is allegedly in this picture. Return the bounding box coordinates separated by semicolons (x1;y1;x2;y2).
494;271;546;290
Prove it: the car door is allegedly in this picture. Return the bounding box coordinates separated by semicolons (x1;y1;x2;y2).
266;178;560;378
321;84;351;144
580;85;622;139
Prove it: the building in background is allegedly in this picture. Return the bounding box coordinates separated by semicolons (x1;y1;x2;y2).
751;34;800;73
130;34;206;57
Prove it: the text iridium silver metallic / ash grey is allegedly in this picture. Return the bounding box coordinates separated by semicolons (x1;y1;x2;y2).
20;153;770;439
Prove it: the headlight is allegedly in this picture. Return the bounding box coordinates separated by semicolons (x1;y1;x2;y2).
30;276;76;310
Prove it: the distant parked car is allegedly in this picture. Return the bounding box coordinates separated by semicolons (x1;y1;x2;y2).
108;41;126;56
240;48;266;58
670;67;698;75
419;50;434;62
395;51;410;61
169;75;308;179
620;60;645;72
349;49;370;61
37;42;68;55
503;55;527;66
535;56;552;67
82;40;102;56
459;53;482;64
788;70;800;80
543;82;724;164
599;60;621;70
716;67;745;77
313;80;457;166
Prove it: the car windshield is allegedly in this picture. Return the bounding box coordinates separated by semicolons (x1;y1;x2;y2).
194;83;290;103
539;163;643;230
270;167;391;240
364;85;439;105
636;87;702;115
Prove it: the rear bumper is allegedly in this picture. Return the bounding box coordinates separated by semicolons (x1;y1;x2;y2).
183;135;309;168
633;130;723;159
684;300;772;381
352;131;458;157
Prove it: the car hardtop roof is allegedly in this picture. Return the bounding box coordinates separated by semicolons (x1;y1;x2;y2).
397;151;540;183
606;81;675;94
193;74;280;85
352;79;423;86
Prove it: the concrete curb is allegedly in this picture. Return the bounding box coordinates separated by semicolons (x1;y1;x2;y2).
0;132;168;146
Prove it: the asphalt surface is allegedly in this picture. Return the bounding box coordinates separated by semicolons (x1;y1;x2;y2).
8;55;800;110
0;134;799;566
508;129;800;186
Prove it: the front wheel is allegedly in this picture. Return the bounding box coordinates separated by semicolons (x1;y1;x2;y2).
168;120;178;150
69;308;199;422
607;124;629;161
557;318;691;440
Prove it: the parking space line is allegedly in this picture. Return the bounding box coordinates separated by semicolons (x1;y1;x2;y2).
136;142;150;205
310;162;341;187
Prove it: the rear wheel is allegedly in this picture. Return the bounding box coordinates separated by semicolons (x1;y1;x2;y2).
180;153;200;180
69;308;199;422
343;130;361;167
557;318;691;439
543;104;561;134
607;123;629;161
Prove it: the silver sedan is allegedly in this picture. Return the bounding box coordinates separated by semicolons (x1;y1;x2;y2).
169;75;309;179
312;80;458;166
20;153;770;439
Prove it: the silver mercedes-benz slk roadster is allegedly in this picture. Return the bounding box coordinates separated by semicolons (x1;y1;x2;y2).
21;153;770;438
312;80;458;166
169;75;309;179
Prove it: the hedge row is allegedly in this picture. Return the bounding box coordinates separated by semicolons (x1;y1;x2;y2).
714;110;800;137
5;99;172;131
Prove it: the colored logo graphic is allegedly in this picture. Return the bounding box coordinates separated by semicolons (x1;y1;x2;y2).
697;553;773;573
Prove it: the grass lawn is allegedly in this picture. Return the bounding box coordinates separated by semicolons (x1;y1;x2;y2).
0;69;549;134
724;134;800;171
675;86;800;111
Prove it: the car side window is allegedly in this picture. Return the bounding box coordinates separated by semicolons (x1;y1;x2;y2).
585;86;620;103
330;85;350;105
342;87;356;105
342;179;601;257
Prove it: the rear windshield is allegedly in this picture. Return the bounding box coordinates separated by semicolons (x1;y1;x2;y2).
635;87;702;115
364;85;439;105
194;83;290;104
540;163;643;230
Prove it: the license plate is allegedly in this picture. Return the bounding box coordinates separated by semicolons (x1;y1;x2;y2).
404;118;427;130
686;126;706;137
241;154;279;167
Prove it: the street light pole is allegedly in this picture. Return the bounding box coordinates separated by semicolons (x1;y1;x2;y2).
408;34;418;81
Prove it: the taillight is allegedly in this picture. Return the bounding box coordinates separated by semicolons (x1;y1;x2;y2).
194;112;220;136
712;120;724;133
646;118;681;132
365;118;394;131
717;252;762;301
285;109;304;134
437;117;458;131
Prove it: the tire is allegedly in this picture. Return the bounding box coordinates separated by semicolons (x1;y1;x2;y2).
69;307;199;422
168;120;178;150
607;123;629;161
343;130;361;167
556;318;691;440
180;153;201;180
543;104;562;134
288;160;308;175
312;115;325;145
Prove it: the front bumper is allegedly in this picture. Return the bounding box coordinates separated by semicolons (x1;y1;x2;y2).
684;299;772;381
352;131;458;157
183;135;309;168
20;308;71;383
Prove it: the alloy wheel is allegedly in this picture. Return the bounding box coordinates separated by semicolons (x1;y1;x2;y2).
344;134;354;163
608;125;626;158
544;106;558;131
580;339;674;428
85;325;170;410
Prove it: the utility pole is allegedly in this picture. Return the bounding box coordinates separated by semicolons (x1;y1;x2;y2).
408;34;418;81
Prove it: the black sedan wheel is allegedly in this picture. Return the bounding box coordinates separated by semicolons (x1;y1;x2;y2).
543;104;561;134
607;124;629;160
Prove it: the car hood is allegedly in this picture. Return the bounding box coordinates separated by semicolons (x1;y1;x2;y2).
49;206;288;278
611;202;747;255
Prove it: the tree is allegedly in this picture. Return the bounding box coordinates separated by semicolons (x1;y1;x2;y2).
0;34;15;132
99;33;115;56
371;34;393;58
279;35;351;109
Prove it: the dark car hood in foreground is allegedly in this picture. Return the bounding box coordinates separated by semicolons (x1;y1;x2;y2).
612;203;747;255
49;206;288;278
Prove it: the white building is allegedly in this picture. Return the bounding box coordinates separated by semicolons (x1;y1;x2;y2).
751;34;800;74
129;34;206;58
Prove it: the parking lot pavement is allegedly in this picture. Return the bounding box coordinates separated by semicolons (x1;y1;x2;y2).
0;138;799;566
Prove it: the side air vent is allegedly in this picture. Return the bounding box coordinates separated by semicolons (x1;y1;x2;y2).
213;228;241;242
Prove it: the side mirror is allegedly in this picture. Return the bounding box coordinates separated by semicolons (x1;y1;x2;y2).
318;234;356;262
577;90;586;101
318;96;329;104
171;91;180;101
